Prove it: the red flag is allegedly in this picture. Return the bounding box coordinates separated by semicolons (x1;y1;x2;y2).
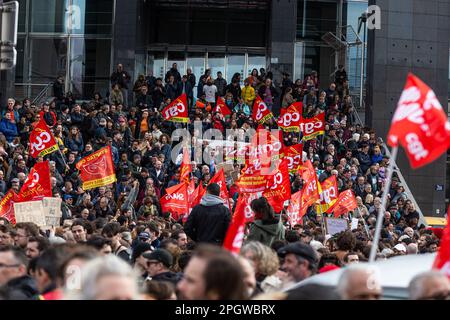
236;158;273;193
317;175;339;213
301;112;325;141
209;168;230;209
263;158;291;212
161;182;189;221
179;147;191;184
299;160;320;218
286;191;302;227
277;102;302;132
190;182;205;209
0;190;18;224
161;93;189;123
76;146;117;190
29;118;58;158
433;207;450;277
223;195;246;255
326;189;357;218
252;96;274;124
387;73;450;169
17;161;52;202
214;96;231;117
283;144;303;173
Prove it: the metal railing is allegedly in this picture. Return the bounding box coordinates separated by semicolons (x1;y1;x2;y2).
350;97;427;227
14;83;53;104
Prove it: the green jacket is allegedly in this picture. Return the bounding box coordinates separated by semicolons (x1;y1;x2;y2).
246;219;285;247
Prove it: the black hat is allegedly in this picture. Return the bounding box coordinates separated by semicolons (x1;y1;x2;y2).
278;242;318;266
143;249;173;268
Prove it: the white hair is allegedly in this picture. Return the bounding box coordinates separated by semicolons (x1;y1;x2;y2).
408;271;448;300
64;255;139;300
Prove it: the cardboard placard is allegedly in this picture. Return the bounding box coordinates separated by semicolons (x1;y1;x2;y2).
216;162;235;174
42;197;62;227
351;218;359;230
325;217;349;236
14;201;46;227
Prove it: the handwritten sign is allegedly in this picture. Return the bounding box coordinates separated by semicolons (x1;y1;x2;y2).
42;197;62;227
14;201;46;227
325;217;349;236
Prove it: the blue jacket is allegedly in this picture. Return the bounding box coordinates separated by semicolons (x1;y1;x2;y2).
0;119;18;142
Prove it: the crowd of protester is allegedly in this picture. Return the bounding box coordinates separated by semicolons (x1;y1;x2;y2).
0;62;448;300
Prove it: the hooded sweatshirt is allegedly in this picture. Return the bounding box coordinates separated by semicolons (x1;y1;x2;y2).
246;218;285;247
184;193;231;245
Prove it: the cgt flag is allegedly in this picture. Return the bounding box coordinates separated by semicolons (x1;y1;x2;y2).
301;112;325;141
299;160;320;218
326;189;357;218
214;96;232;117
0;190;18;224
161;182;189;221
223;194;247;255
286;191;302;227
283;144;303;173
17;160;52;202
162;93;189;123
252;96;274;124
29;118;58;158
76;146;116;190
316;175;339;214
432;206;450;277
263;158;291;213
277;102;302;132
387;73;450;169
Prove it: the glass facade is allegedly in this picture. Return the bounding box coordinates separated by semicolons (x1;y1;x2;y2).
15;0;114;100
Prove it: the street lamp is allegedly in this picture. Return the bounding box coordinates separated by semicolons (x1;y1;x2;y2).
357;12;368;109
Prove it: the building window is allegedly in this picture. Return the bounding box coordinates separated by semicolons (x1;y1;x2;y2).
30;0;69;33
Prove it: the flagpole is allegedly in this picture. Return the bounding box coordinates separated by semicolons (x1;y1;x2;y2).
369;146;398;263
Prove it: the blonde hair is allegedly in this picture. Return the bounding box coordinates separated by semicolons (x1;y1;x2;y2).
240;241;279;276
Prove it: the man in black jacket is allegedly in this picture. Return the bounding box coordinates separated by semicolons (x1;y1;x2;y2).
184;183;231;245
143;249;181;285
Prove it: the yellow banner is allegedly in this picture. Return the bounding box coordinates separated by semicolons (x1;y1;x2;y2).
39;144;59;157
82;174;117;190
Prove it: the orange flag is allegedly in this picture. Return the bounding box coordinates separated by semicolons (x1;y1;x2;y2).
76;146;116;190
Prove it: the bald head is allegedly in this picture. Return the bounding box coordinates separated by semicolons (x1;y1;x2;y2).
337;266;382;300
409;271;450;300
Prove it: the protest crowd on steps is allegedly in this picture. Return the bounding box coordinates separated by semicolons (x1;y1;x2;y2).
0;63;448;301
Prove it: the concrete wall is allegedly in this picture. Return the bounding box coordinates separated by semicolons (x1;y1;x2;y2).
366;0;450;216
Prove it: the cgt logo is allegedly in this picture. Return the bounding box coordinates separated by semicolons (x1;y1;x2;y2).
164;101;185;119
279;112;300;127
26;172;40;189
300;119;323;135
270;172;283;190
320;187;337;203
256;102;268;121
286;154;302;169
405;133;429;161
31;131;52;152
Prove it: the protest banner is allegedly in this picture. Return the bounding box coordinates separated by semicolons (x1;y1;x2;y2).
325;217;349;236
13;201;46;227
42;197;62;227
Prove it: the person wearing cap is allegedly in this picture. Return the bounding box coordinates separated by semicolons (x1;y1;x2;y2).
143;249;181;286
277;242;318;283
299;230;313;244
184;183;231;246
